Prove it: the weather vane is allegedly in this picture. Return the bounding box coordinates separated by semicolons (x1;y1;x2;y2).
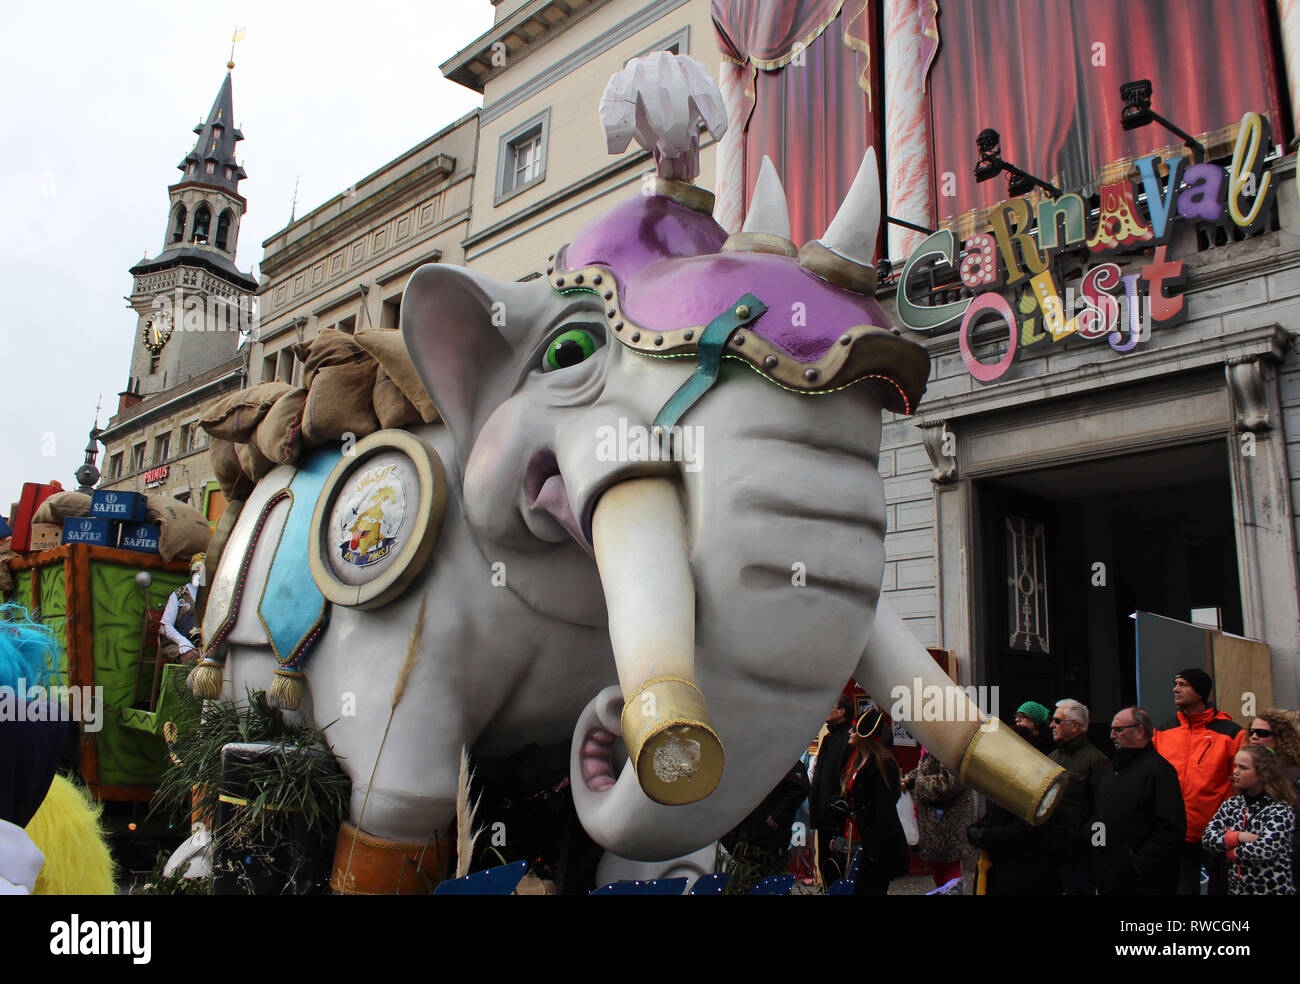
228;27;246;70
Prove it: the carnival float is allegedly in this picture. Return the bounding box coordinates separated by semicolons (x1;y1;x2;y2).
5;52;1069;895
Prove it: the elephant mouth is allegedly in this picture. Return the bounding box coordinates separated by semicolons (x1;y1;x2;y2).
523;449;591;552
579;725;620;793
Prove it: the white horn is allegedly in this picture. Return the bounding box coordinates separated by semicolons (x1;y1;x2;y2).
740;156;791;239
820;147;881;266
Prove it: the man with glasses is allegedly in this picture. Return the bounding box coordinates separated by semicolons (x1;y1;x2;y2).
1040;696;1112;889
1047;698;1110;893
1089;707;1185;894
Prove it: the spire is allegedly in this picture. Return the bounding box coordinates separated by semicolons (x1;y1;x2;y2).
75;399;103;493
177;72;247;195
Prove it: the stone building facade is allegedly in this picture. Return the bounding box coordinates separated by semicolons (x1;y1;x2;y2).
443;0;720;282
874;160;1300;713
250;114;478;385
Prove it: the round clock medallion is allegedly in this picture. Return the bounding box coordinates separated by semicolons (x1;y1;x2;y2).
142;312;174;354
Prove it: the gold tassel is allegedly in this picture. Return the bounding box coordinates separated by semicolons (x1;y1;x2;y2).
187;660;225;700
267;670;304;710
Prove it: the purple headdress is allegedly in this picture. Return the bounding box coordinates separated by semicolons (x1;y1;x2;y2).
549;51;929;429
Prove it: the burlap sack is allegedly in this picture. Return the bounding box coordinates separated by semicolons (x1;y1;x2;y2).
201;381;293;443
235;437;277;482
300;329;371;390
354;330;438;423
32;491;92;525
372;369;422;430
301;362;380;445
145;496;212;563
253;388;308;465
209;438;254;501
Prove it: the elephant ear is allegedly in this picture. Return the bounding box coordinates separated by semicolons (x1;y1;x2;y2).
399;265;546;459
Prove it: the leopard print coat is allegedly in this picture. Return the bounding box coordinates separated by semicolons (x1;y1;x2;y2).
1202;792;1296;895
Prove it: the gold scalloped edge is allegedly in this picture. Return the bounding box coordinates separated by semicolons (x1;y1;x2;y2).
545;261;927;414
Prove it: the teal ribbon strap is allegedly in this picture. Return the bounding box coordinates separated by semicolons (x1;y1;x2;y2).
652;293;767;433
257;446;343;673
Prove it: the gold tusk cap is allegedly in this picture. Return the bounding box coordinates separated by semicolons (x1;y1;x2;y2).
620;676;724;806
958;720;1068;826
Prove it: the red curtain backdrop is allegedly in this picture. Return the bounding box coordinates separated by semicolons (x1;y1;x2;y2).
927;0;1284;223
713;1;883;251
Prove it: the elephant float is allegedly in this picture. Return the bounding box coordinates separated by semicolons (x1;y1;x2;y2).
192;52;1065;892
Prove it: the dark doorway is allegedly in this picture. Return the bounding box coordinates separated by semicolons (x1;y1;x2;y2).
974;441;1242;741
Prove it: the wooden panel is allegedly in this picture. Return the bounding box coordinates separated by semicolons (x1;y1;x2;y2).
1211;633;1274;728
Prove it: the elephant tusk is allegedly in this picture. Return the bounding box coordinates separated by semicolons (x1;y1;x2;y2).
855;599;1066;825
591;477;724;806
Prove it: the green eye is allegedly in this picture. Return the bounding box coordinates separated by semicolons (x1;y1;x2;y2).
542;328;599;371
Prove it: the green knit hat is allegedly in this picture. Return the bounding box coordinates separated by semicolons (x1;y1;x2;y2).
1016;701;1051;725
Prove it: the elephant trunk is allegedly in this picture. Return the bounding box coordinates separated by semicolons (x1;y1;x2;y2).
590;478;723;805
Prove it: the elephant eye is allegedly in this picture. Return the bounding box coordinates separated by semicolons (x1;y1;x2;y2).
541;327;600;372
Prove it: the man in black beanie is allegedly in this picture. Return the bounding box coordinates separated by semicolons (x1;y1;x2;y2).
1152;667;1244;895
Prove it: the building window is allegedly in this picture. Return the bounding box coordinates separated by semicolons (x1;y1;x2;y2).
171;204;188;243
173;491;190;506
149;354;161;375
153;433;171;464
496;110;550;203
180;422;196;452
109;453;123;479
225;166;233;180
338;315;357;335
262;353;277;384
629;27;690;64
212;125;223;141
187;163;195;175
381;294;403;332
131;443;146;473
276;348;295;383
205;161;216;175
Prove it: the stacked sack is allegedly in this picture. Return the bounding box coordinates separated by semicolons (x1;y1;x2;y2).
199;328;438;502
29;491;212;563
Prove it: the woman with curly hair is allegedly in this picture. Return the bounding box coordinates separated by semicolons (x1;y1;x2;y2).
1202;744;1297;895
1248;709;1300;884
1248;710;1300;770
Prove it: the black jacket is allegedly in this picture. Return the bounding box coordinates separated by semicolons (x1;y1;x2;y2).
1048;734;1111;862
967;800;1059;894
810;720;852;831
1089;743;1186;895
848;753;910;877
723;762;810;854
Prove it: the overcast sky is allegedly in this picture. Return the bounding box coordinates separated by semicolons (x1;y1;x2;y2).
0;0;495;507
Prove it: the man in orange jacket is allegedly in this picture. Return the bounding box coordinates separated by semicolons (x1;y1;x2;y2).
1152;668;1245;895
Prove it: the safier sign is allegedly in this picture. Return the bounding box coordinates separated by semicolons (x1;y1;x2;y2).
897;111;1276;382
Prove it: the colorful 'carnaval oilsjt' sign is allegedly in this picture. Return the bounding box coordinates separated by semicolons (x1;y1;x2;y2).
896;111;1277;382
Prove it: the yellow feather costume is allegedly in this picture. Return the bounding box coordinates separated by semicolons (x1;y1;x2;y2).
24;775;116;895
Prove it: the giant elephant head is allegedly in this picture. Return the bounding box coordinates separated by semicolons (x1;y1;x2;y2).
400;53;932;858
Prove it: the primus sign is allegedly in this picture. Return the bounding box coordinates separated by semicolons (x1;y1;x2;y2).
897;111;1276;383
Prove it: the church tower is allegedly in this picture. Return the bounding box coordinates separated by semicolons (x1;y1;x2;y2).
123;66;257;399
99;58;255;510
